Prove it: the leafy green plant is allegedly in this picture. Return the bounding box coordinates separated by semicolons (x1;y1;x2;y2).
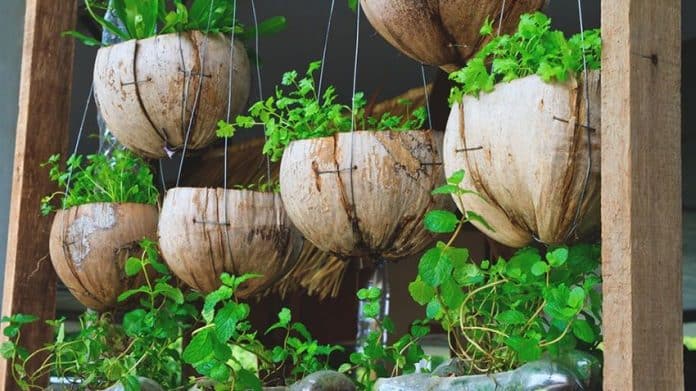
221;60;428;162
40;149;159;216
449;12;602;103
183;273;343;390
0;240;194;390
339;288;430;391
66;0;286;46
409;170;602;374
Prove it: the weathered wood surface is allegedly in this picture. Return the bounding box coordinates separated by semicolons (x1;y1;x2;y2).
444;71;601;248
159;188;302;298
49;203;158;311
280;130;450;260
0;0;77;388
94;32;250;158
601;0;683;390
360;0;545;72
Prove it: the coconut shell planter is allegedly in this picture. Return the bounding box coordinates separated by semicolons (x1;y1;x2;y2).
94;31;251;158
158;188;302;297
443;71;601;248
360;0;547;72
49;203;158;311
280;130;449;260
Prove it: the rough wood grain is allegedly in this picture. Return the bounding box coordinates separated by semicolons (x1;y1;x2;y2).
360;0;546;72
49;203;158;311
601;0;683;389
280;130;450;260
0;0;77;388
94;32;251;158
158;188;302;298
443;71;601;248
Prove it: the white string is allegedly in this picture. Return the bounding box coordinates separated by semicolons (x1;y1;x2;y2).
224;1;239;193
317;0;336;100
420;64;433;130
250;0;273;187
65;83;94;197
348;0;362;214
497;0;507;35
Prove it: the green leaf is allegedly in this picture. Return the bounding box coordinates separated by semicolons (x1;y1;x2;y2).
210;363;231;383
277;307;292;325
440;278;465;309
506;336;542;362
466;211;495;232
572;319;596;343
418;247;452;288
424;210;459;234
203;285;234;323
235;368;262;391
61;31;101;47
357;287;381;300
495;310;527;325
479;16;494;36
547;247;569;267
121;375;141;391
214;302;241;341
347;0;358;11
426;299;441;320
531;261;550;276
183;328;213;364
408;277;435;306
363;302;380;319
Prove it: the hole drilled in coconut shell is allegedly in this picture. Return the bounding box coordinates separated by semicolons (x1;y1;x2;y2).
49;203;158;311
158;188;302;298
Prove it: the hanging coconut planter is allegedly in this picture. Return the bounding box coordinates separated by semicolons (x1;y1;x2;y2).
93;31;251;158
158;188;302;298
360;0;547;72
280;130;449;260
49;203;158;311
443;71;601;248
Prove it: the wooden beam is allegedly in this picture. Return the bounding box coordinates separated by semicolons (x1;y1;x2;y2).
1;0;77;389
601;0;683;390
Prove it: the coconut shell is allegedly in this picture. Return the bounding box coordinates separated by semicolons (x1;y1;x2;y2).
360;0;547;72
93;31;251;158
49;203;158;311
280;130;450;260
443;71;601;248
158;188;301;297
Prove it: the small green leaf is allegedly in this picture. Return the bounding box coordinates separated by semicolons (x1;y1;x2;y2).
506;336;541;362
547;247;569;267
495;310;527;325
418;247;452;287
447;170;466;185
424;210;459;233
531;261;550;276
408;277;435;305
572;319;596;343
426;299;441;320
183;328;213;364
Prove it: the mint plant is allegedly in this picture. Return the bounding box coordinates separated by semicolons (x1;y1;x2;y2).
40;149;159;215
221;60;428;161
449;12;602;103
410;170;603;374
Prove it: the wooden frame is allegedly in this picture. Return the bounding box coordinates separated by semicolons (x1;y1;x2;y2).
0;0;685;389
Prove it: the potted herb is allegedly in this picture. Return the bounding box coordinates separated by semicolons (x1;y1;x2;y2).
42;149;160;311
359;0;546;72
444;12;602;247
76;0;284;158
228;60;450;260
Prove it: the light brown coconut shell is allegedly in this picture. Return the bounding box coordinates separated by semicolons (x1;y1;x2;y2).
94;31;251;158
280;130;450;260
360;0;547;72
49;203;158;311
158;188;302;297
443;71;601;248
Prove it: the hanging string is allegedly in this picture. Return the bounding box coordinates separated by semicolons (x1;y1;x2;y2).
65;83;94;197
419;64;433;130
158;159;167;190
564;0;592;242
497;0;507;36
175;0;217;187
224;0;239;193
251;0;273;187
348;0;362;216
317;0;336;100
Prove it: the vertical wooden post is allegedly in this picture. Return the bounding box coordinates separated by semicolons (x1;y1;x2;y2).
1;0;76;389
602;0;683;390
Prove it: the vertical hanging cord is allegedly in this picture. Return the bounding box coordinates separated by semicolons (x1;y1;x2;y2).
420;64;433;130
348;0;362;214
317;0;336;100
175;0;216;187
564;0;592;241
65;83;94;196
251;0;272;187
497;0;507;35
224;0;239;193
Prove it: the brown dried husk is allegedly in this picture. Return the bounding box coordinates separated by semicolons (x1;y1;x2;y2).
360;0;547;72
443;71;601;248
158;188;302;298
93;31;251;158
49;203;158;311
280;130;450;260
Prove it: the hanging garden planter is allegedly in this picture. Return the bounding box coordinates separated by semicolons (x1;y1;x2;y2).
93;32;251;158
443;12;602;248
158;187;302;297
359;0;547;72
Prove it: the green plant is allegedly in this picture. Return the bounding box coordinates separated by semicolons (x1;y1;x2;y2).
66;0;286;46
449;12;602;103
409;170;602;374
222;60;428;162
0;240;195;390
183;273;343;390
339;288;430;391
685;336;696;352
40;149;159;216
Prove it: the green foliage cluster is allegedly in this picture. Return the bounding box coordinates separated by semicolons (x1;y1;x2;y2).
449;12;602;103
40;150;159;216
409;170;603;374
220;61;428;162
67;0;286;46
338;288;430;391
